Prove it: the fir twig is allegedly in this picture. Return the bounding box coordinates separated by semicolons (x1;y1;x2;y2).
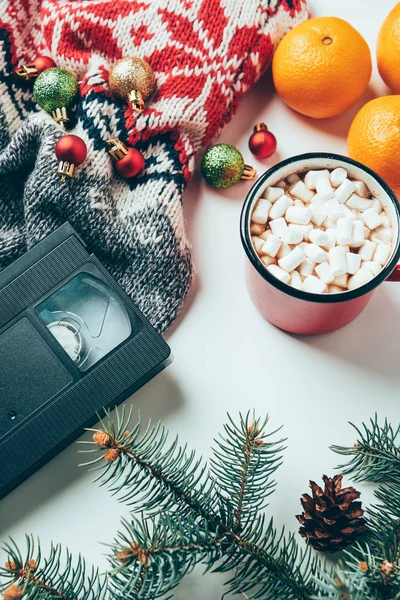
331;414;400;483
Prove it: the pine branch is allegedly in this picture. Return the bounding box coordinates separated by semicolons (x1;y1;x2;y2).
331;415;400;483
0;536;105;600
79;407;217;524
2;411;400;600
106;514;224;600
81;409;317;600
210;413;285;531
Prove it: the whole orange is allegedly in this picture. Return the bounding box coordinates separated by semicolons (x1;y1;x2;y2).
377;4;400;93
347;96;400;197
272;17;372;119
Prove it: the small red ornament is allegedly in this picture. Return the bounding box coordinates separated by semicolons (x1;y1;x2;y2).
248;123;277;159
55;135;87;181
107;139;144;179
14;56;56;80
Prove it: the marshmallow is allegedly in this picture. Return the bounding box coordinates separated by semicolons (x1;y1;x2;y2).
358;240;377;261
346;252;362;275
252;236;265;254
346;194;373;210
336;217;353;246
348;268;373;290
309;228;329;246
372;227;392;244
329;246;347;276
304;169;329;190
269;194;293;220
329;167;347;188
372;199;383;214
278;247;306;272
250;222;265;235
290;270;303;290
262;234;282;257
302;275;327;294
363;261;381;276
324;228;337;249
349;220;365;248
310;203;327;227
305;244;328;263
286;206;312;225
374;243;391;265
252;199;272;224
286;173;300;185
291;223;313;242
294;199;305;207
335;179;356;204
315;261;335;284
325;198;346;221
261;255;276;267
299;257;316;277
263;187;285;203
289;180;314;202
316;177;334;200
282;225;304;245
353;180;368;196
277;243;291;259
267;264;291;284
334;274;349;288
269;217;288;239
362;208;382;230
250;168;393;296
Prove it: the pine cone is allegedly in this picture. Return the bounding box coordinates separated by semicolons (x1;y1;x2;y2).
296;474;366;552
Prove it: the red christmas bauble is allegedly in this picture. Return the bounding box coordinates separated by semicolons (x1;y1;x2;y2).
34;56;56;75
115;148;145;178
55;135;87;165
249;125;277;159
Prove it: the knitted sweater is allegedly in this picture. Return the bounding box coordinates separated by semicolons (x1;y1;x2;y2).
0;0;308;332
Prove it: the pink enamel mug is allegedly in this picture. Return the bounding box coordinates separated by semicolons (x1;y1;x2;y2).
240;153;400;335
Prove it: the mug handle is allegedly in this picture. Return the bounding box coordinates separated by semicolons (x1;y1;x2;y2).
386;263;400;282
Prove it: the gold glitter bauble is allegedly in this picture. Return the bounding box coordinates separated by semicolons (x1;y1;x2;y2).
108;57;155;112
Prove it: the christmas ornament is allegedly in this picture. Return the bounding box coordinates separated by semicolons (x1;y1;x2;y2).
55;135;87;181
14;56;56;80
201;143;256;189
107;139;145;178
108;57;156;112
33;68;79;126
296;474;366;552
248;123;277;159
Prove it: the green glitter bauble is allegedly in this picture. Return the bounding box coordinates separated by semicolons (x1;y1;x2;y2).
33;68;78;114
201;144;245;188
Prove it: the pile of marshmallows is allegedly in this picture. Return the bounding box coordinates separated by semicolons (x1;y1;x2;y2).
251;168;393;294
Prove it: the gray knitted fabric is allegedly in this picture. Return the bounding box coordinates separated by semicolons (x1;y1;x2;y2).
0;0;308;332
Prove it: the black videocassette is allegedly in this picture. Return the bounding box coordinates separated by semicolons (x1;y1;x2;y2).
0;223;171;499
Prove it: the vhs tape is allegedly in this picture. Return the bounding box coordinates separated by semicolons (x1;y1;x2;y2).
0;223;171;499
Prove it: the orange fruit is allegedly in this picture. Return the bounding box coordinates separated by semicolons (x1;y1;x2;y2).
272;17;372;119
377;4;400;93
347;96;400;197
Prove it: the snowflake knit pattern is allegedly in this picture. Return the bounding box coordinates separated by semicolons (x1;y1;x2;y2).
0;0;308;332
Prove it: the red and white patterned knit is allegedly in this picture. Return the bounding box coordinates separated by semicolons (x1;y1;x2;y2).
0;0;309;331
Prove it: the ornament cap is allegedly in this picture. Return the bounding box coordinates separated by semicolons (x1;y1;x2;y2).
14;64;38;81
107;139;129;160
254;123;268;132
56;161;75;182
128;89;145;113
51;107;69;127
241;165;257;180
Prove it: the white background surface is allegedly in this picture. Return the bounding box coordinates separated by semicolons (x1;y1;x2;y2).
1;1;400;598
